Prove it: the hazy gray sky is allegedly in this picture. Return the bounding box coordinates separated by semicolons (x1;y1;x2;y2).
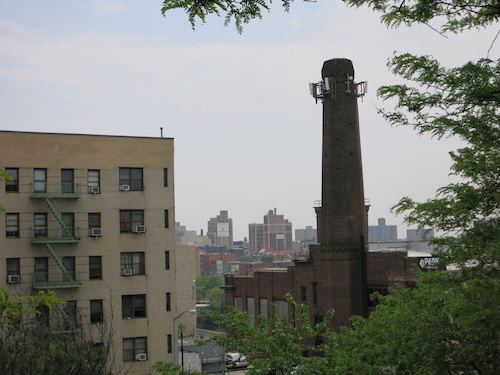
1;1;497;240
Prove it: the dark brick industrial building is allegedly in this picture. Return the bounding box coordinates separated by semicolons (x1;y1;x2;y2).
223;59;431;330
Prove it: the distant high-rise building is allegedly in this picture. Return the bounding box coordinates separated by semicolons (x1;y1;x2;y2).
295;226;317;242
248;209;293;253
407;228;435;241
207;210;233;249
176;222;211;246
368;218;398;242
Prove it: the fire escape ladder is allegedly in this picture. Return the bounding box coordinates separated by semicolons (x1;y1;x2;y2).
44;243;75;283
43;197;74;239
53;303;78;333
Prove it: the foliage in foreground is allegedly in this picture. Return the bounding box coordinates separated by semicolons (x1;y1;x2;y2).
161;0;500;33
0;287;114;375
196;274;224;301
208;294;333;375
152;360;206;375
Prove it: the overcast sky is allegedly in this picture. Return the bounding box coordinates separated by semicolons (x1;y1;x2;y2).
1;1;497;240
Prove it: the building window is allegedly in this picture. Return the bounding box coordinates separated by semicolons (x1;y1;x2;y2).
166;293;171;312
274;299;288;317
62;212;75;237
62;300;78;331
90;299;104;323
6;258;20;280
247;297;255;326
312;282;318;304
164;209;169;228
88;170;100;193
62;256;76;281
61;169;74;194
122;295;146;319
260;298;268;319
163;168;168;187
300;287;307;303
88;213;101;236
165;251;170;270
34;213;47;237
5;168;19;192
34;168;47;193
123;337;147;361
89;256;102;280
34;257;48;282
167;334;172;353
120;252;145;275
120;210;144;233
36;304;50;327
6;213;19;237
119;168;143;191
234;297;243;311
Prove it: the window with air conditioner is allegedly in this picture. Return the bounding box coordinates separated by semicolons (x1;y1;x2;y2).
88;213;101;237
7;258;20;283
88;170;100;193
120;252;145;275
123;337;147;362
119;168;143;191
7;274;20;284
132;225;146;233
122;268;133;276
120;210;144;233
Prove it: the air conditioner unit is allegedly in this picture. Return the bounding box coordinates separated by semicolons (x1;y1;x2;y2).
7;275;20;284
135;353;147;361
90;228;102;237
122;269;133;276
119;184;130;192
88;186;100;194
132;225;146;234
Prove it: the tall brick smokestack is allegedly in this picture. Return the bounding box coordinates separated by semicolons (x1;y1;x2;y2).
318;58;368;327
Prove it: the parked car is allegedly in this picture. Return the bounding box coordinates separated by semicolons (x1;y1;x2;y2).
225;352;249;369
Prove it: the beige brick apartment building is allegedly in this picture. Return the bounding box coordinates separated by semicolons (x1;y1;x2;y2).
0;131;195;374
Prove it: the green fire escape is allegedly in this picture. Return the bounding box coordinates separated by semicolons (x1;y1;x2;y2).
30;182;82;332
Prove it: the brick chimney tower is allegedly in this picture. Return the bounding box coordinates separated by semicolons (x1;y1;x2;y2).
313;58;368;327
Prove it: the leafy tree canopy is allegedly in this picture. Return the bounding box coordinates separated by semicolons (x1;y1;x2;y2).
162;0;500;32
162;0;292;32
0;287;62;328
207;294;333;375
1;287;113;375
386;54;500;272
196;274;224;301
